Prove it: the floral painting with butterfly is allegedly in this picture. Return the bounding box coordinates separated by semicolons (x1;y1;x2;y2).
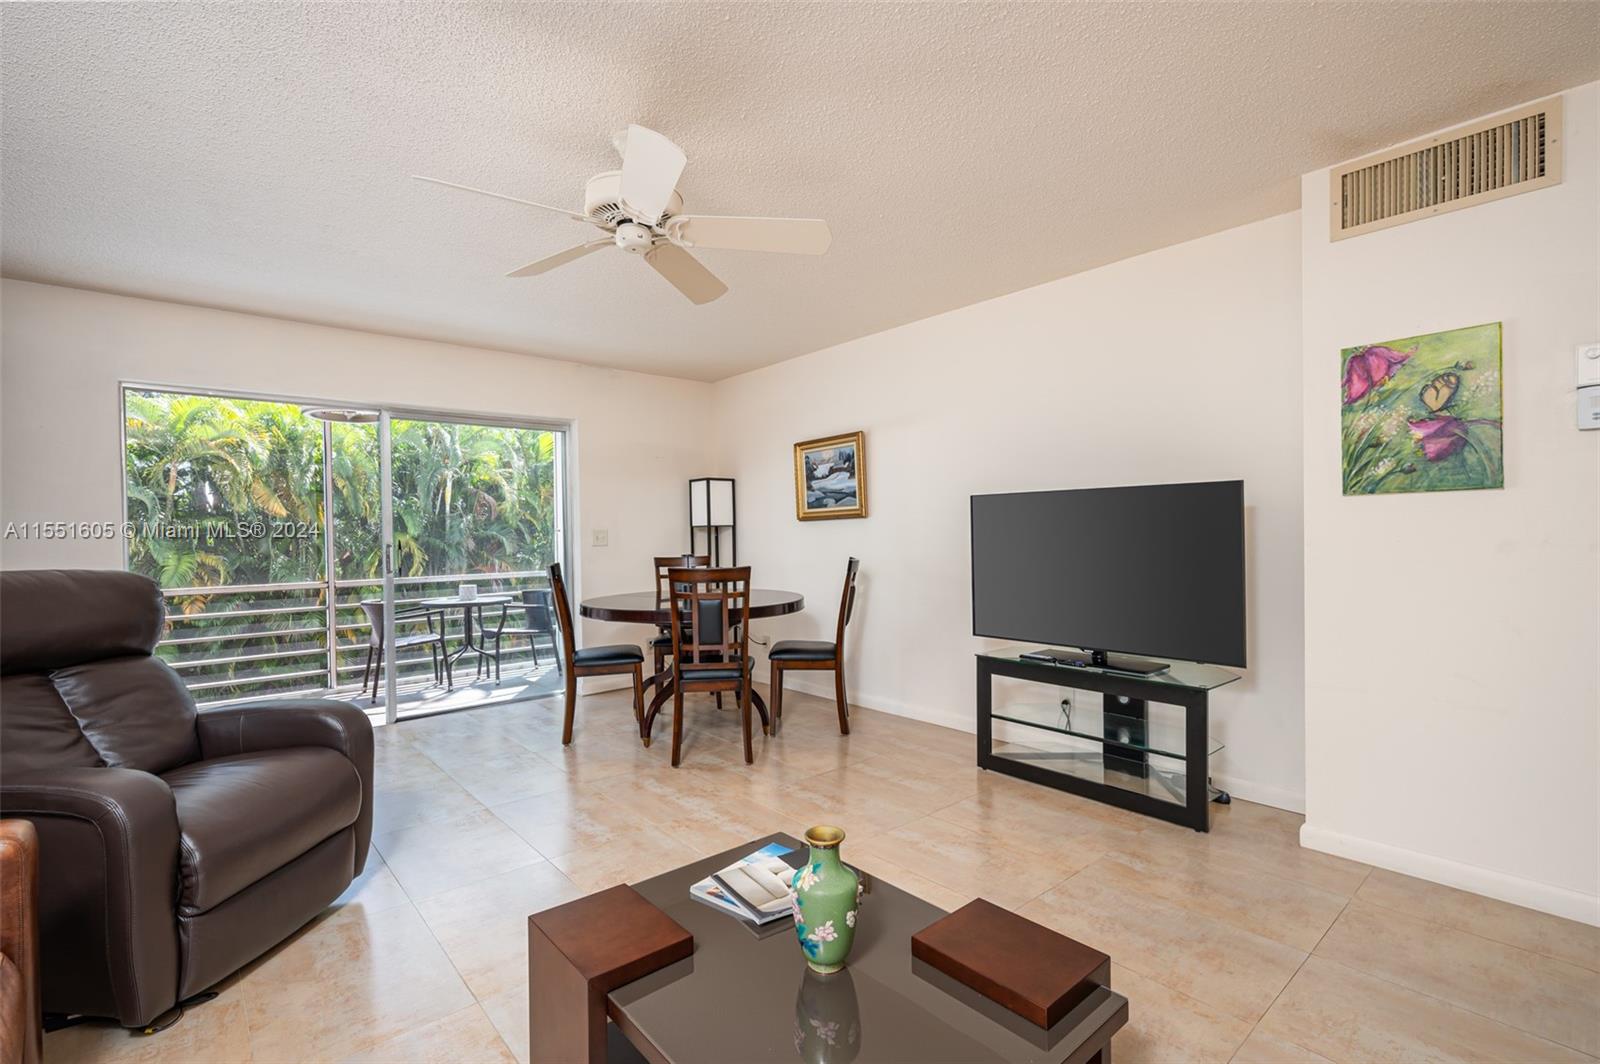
1341;322;1503;496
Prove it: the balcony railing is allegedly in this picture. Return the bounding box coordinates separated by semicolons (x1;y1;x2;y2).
157;570;555;705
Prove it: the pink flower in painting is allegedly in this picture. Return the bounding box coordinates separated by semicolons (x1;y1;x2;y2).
1408;416;1469;462
1343;345;1412;404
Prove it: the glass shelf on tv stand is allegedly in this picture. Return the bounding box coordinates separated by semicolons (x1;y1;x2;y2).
978;646;1242;692
990;700;1224;759
989;700;1223;808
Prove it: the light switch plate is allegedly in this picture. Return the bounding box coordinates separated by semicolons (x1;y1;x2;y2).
1580;386;1600;431
1578;343;1600;387
591;529;608;547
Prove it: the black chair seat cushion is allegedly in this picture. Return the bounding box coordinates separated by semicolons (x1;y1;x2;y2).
674;658;755;683
164;747;363;914
574;644;644;667
769;640;838;662
649;633;674;649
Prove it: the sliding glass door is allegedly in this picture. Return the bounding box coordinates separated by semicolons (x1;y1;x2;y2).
122;386;567;722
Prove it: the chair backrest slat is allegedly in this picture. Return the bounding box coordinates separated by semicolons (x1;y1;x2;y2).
655;554;710;606
667;565;751;680
546;562;578;668
835;557;861;653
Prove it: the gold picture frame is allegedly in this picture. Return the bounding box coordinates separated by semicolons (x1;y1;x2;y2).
794;432;867;521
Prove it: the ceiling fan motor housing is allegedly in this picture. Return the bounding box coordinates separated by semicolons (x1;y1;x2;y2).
584;170;682;230
613;223;654;254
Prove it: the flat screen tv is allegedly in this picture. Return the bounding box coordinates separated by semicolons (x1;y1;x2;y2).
970;480;1245;669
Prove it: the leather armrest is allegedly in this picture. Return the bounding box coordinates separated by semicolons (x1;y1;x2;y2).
0;768;179;1027
196;699;375;872
0;820;41;1064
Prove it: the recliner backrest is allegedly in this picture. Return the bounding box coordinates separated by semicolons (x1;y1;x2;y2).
0;570;199;776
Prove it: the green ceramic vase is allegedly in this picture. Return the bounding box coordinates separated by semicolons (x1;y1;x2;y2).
791;825;861;974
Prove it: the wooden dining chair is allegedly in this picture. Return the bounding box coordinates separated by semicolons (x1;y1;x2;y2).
650;554;710;684
547;562;645;745
664;565;768;766
769;557;859;735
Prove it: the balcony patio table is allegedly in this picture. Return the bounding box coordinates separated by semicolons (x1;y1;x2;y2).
419;593;516;681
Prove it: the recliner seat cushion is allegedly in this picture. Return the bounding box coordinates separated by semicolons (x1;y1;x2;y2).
164;748;362;914
573;644;643;666
768;640;838;662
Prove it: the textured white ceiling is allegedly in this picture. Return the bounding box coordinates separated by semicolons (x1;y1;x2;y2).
3;3;1596;381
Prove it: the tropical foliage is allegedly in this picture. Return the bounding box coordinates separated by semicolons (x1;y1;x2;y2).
123;389;559;700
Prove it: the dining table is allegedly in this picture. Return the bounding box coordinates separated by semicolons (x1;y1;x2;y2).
579;588;805;742
419;592;515;681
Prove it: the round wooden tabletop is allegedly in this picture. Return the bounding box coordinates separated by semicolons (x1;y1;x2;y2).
578;588;805;624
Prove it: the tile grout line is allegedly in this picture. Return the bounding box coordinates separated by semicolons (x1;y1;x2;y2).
1228;864;1371;1061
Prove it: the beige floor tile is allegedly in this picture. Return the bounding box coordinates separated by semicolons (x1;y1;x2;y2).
1357;867;1600;973
373;808;543;900
1132;799;1374;901
850;851;979;912
1102;844;1350;952
1108;963;1253;1064
43;994;253;1064
1258;956;1596;1063
1228;1028;1335;1063
438;746;583;808
852;816;1097;909
550;823;707;893
414;862;584;999
329;852;414;915
239;902;474;1063
479;983;530;1064
1021;858;1308;1022
488;780;644;859
340;1004;515;1063
1314;900;1600;1055
370;743;489;836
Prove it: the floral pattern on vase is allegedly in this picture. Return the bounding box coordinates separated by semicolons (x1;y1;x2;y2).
791;825;860;974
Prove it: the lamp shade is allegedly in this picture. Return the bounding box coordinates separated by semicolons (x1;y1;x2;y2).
689;478;734;526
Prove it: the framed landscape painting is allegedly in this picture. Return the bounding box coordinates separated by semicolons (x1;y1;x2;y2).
1341;322;1503;496
794;431;867;520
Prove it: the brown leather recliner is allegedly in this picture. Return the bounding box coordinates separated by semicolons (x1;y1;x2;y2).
0;570;374;1029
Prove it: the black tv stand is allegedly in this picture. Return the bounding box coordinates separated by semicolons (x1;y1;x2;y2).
977;649;1240;831
1020;646;1170;676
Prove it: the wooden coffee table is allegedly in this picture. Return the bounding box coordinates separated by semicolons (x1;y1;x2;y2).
530;833;1127;1063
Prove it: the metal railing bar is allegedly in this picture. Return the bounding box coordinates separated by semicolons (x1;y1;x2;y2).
167;603;327;621
161;581;327;596
185;668;330;691
170;647;327;669
161;625;326;646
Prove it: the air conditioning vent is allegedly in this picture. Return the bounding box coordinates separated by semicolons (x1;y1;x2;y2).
1330;96;1562;241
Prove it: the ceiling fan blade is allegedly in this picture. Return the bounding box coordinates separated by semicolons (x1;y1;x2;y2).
619;124;686;226
669;215;832;255
645;243;728;305
412;176;587;221
505;239;611;278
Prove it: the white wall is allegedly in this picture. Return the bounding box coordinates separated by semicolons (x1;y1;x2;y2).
713;213;1308;811
0;280;718;652
1299;84;1600;924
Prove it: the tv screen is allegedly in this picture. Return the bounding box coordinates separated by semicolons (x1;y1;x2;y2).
970;480;1246;667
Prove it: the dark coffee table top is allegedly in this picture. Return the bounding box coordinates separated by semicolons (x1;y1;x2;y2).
606;833;1127;1063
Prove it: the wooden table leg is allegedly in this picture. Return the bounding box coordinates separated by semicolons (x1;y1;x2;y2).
641;673;675;747
529;885;693;1064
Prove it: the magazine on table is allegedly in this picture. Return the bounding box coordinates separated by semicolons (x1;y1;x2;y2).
689;842;804;925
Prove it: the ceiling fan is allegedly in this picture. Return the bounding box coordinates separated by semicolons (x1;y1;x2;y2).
414;124;831;305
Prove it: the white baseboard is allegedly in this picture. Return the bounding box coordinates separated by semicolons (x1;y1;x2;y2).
1301;823;1600;927
1210;773;1305;814
783;677;975;734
